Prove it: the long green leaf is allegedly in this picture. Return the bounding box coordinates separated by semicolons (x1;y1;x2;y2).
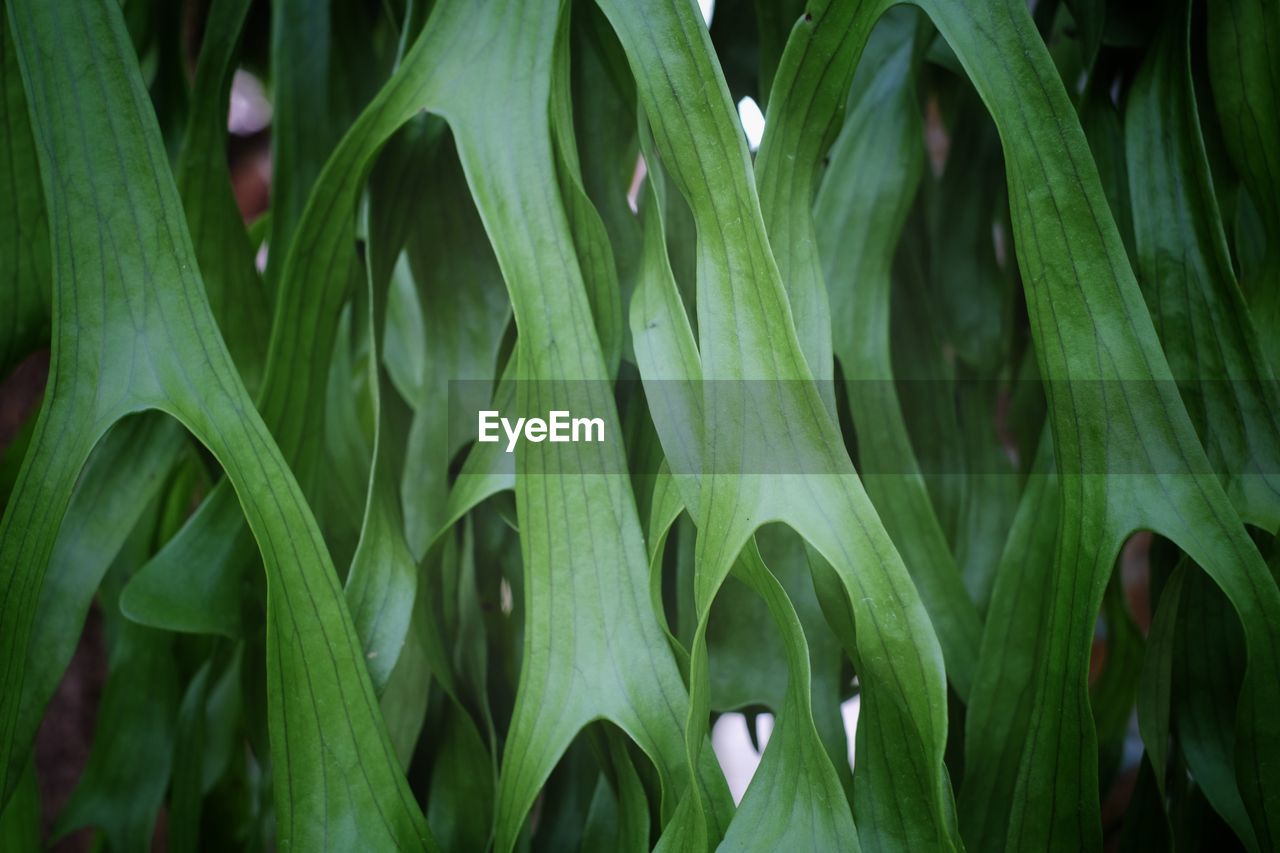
0;1;432;845
0;4;48;376
907;0;1280;846
600;0;959;847
814;9;982;700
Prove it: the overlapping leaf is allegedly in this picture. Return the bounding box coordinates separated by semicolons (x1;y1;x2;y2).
0;0;431;846
1;0;1277;849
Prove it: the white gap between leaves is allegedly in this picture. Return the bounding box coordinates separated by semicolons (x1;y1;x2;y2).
712;696;860;805
737;96;765;152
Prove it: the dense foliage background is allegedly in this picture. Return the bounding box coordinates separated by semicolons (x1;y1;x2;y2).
1;0;1278;849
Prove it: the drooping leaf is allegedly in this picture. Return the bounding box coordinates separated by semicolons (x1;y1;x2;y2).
0;1;432;845
606;0;959;846
631;155;856;848
814;9;983;699
904;0;1280;846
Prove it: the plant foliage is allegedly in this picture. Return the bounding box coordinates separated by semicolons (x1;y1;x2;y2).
0;0;1278;849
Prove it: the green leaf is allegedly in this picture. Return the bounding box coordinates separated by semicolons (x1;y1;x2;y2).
959;430;1060;850
1206;0;1280;370
1125;0;1280;531
608;0;959;846
1136;558;1184;799
0;5;49;376
174;0;268;392
382;123;510;558
922;86;1014;373
814;8;983;698
1174;566;1256;848
3;0;1276;847
1061;0;1104;68
907;0;1280;847
265;0;335;285
55;514;180;852
0;1;432;845
120;0;272;638
632;156;858;849
0;757;37;850
11;413;186;809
